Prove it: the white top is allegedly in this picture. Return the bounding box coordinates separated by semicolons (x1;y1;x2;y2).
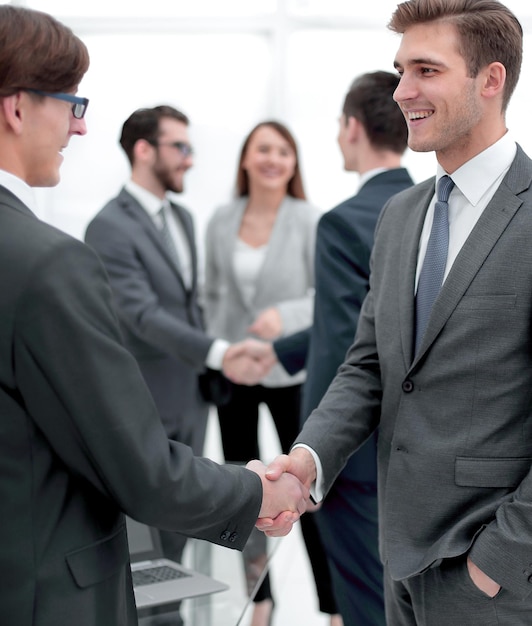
233;238;268;306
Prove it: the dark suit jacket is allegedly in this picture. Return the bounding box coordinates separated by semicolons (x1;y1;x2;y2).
276;168;414;483
0;186;261;626
85;188;211;451
296;146;532;599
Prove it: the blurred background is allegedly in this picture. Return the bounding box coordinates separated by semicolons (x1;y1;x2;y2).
8;0;532;250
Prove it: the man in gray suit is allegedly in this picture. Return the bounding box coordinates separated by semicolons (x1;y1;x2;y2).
0;6;306;626
263;0;532;623
85;106;261;571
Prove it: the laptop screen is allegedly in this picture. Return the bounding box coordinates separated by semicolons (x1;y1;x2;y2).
126;516;161;562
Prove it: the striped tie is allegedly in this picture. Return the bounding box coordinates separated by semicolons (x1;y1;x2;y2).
158;204;181;271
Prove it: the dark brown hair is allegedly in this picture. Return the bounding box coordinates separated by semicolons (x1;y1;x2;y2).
0;5;89;96
389;0;522;111
236;121;306;199
342;71;407;154
119;105;189;165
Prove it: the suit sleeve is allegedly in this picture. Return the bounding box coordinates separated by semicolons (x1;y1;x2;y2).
85;216;213;370
15;238;261;547
273;328;311;375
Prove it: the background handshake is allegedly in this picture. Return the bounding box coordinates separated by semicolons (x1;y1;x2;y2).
220;305;282;385
222;338;276;385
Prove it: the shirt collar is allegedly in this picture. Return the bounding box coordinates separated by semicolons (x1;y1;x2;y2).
0;169;37;212
437;132;517;206
125;180;168;218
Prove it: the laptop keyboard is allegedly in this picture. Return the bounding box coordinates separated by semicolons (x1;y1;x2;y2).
132;565;191;587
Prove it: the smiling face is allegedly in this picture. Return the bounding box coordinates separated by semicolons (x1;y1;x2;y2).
241;125;297;194
393;21;492;172
22;91;87;187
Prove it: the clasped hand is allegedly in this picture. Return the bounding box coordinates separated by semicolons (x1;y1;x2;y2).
250;448;317;537
222;338;277;385
246;457;311;537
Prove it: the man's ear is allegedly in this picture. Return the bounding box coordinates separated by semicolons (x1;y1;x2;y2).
133;138;155;164
346;115;360;143
481;61;506;101
0;93;25;134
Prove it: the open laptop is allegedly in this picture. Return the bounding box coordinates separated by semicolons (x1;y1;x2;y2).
126;516;228;615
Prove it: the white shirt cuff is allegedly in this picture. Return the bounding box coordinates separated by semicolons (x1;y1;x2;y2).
206;339;231;370
291;443;325;502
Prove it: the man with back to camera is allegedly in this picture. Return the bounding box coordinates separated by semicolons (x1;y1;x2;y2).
263;0;532;624
246;70;414;625
85;105;266;577
0;6;307;626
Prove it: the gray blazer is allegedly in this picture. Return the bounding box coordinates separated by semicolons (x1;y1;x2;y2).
297;145;532;599
85;188;211;452
0;185;261;626
204;196;320;386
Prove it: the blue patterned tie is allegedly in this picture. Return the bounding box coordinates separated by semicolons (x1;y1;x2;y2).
415;175;455;353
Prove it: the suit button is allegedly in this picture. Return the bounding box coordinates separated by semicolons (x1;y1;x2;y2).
402;380;414;393
220;531;230;541
229;532;238;543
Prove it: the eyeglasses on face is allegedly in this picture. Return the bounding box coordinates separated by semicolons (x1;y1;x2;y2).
25;89;89;119
148;140;194;157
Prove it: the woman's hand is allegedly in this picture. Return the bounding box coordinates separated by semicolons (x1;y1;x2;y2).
248;307;283;339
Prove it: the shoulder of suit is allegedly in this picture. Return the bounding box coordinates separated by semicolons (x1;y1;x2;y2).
209;197;246;221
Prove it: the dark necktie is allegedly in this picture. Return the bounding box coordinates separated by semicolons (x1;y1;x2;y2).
415;175;455;353
158;204;181;271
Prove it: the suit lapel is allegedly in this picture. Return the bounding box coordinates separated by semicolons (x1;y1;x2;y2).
412;148;531;365
118;189;188;291
252;197;291;304
220;198;256;311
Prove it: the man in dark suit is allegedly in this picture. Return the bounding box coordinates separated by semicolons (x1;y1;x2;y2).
85;106;264;571
253;71;413;625
263;1;532;624
0;7;307;626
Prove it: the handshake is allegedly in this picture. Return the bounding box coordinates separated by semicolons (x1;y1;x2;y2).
222;338;278;386
246;447;317;537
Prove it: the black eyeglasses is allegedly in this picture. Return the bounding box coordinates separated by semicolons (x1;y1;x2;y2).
148;140;194;157
26;89;89;119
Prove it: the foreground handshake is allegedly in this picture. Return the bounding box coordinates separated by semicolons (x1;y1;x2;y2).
254;448;317;537
222;338;277;385
246;458;310;537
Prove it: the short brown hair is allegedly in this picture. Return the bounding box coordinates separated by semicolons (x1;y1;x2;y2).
236;121;306;199
0;5;89;96
388;0;522;111
342;71;407;154
119;106;189;165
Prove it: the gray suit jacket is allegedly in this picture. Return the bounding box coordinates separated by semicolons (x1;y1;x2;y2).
0;186;261;626
85;188;211;450
296;145;532;599
204;196;320;386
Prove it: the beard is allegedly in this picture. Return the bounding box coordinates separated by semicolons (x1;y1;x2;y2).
153;159;184;194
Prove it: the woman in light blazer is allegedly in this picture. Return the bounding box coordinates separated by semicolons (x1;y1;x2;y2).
205;121;340;626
